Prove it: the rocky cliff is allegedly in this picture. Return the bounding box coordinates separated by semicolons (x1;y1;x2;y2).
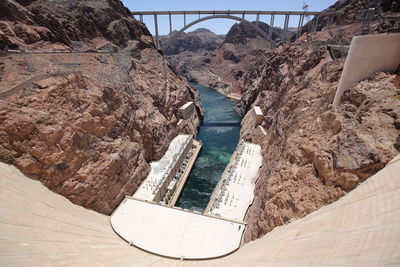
160;28;225;55
0;0;202;215
224;21;284;44
235;0;400;242
164;22;276;97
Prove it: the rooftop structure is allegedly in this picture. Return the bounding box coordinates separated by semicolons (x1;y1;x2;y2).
178;101;194;120
252;106;264;126
205;142;262;221
134;135;193;203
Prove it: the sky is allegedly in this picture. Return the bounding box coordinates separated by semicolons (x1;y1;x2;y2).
121;0;338;35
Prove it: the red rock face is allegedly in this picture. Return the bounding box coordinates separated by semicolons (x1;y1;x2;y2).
236;24;400;242
163;0;399;98
0;0;151;50
0;0;202;215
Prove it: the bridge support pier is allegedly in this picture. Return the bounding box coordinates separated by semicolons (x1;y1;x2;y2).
184;12;186;27
154;14;159;50
296;14;305;40
169;13;172;34
256;13;260;28
283;14;290;42
140;14;143;23
313;15;319;32
269;14;275;40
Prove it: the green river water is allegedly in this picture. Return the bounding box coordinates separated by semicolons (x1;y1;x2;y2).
176;83;241;212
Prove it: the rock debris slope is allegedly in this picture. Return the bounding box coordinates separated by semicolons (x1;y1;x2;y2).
235;0;400;242
0;0;202;215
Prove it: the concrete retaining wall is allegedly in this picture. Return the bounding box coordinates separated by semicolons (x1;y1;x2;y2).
179;101;194;119
252;106;264;126
153;137;193;203
333;33;400;106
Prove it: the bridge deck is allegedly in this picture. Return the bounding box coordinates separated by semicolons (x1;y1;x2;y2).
131;10;342;16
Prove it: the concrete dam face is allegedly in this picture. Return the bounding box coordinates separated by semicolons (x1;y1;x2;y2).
1;155;399;266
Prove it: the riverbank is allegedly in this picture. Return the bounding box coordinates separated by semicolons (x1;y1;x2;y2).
212;85;243;101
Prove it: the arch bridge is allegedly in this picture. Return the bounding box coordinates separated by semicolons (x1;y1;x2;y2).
131;10;342;49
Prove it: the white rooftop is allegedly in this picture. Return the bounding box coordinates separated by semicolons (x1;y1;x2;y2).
111;198;245;259
207;142;262;221
134;135;192;201
253;106;263;116
179;101;194;110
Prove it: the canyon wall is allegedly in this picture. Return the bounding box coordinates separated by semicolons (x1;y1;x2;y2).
0;0;202;215
163;23;277;97
236;0;400;241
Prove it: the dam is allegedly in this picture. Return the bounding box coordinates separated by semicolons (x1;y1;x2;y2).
1;0;399;263
111;84;263;259
1;155;399;265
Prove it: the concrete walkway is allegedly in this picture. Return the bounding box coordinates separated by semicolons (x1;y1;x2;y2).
0;154;399;266
169;140;202;206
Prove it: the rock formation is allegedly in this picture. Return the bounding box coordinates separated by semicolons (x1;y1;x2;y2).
162;22;276;97
234;0;400;241
160;28;225;55
0;0;202;215
223;21;284;44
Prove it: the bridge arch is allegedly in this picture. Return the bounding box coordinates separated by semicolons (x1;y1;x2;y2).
176;15;276;47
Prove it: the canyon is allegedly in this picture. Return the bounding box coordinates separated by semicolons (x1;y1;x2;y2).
0;0;400;264
158;0;400;242
234;0;400;241
161;23;278;98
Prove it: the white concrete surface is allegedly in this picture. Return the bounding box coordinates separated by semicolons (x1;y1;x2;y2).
111;198;245;259
179;101;194;119
252;106;264;125
112;141;259;259
206;142;262;221
1;155;399;266
134;135;192;201
333;33;400;106
258;125;267;136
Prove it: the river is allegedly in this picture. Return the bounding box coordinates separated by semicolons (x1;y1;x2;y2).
176;83;241;212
